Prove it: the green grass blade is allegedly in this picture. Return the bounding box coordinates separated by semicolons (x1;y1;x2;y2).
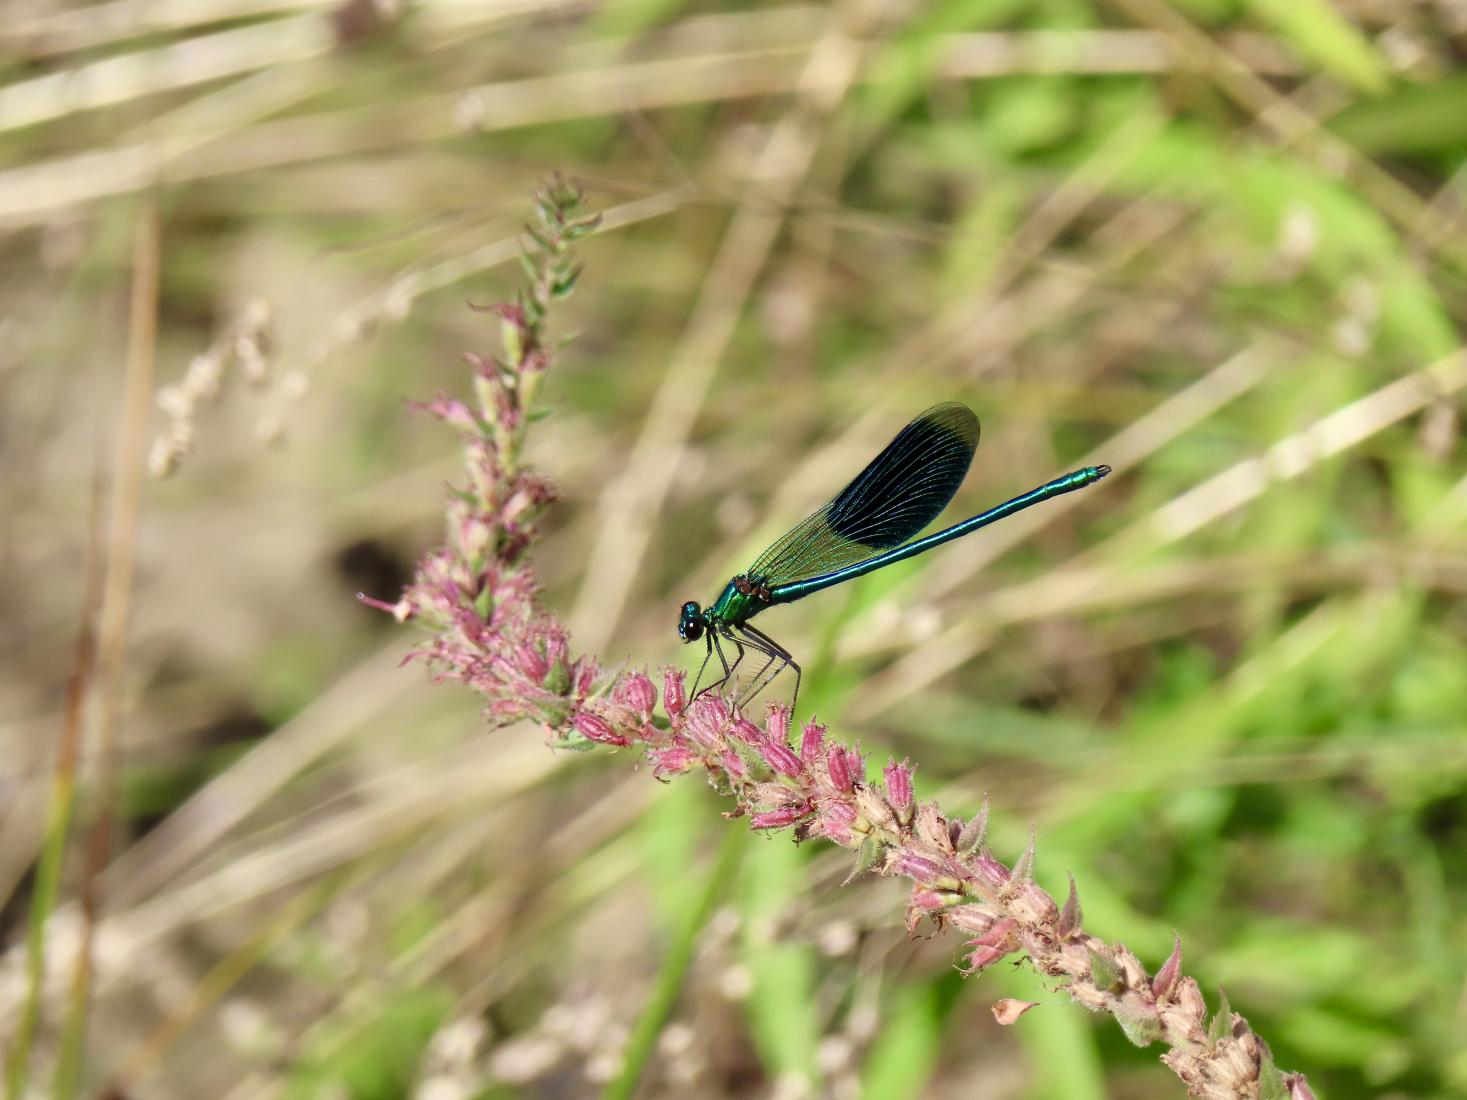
601;829;744;1100
1243;0;1390;93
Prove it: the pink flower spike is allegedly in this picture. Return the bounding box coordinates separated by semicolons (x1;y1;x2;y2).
765;705;791;746
662;667;686;719
750;803;813;830
798;719;824;764
573;712;630;747
883;759;914;815
758;737;803;778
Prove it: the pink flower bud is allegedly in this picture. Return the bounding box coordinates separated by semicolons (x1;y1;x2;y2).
947;903;996;935
963;916;1018;973
573;712;630;747
515;643;549;682
575;659;598;696
819;798;857;829
1152;933;1183;1000
883;759;914;815
965;943;1009;973
889;850;947;883
905;888;948;931
975;915;1017;949
758;738;803;778
826;744;853;792
720;749;747;778
909;887;947;913
615;673;656;717
750;803;813;830
798;719;823;764
685;696;729;749
972;855;1011;891
650;745;699;776
730;718;763;745
662;667;686;719
765;706;791;746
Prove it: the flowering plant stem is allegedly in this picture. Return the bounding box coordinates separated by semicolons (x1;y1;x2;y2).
370;178;1316;1100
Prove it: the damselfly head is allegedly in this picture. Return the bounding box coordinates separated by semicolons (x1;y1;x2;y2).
678;601;706;643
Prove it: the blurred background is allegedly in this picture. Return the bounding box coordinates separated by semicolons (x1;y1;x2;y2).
3;0;1467;1097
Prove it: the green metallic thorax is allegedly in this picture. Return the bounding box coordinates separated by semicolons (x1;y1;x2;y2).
707;579;766;627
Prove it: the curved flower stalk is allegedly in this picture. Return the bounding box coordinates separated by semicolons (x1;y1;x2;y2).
366;179;1315;1100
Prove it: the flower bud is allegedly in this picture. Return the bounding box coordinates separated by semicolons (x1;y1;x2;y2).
685;696;729;749
730;718;763;745
946;903;997;935
614;673;656;717
651;745;699;776
765;706;791;746
815;799;858;845
662;667;687;719
971;855;1011;892
826;744;853;792
855;785;898;832
1152;933;1183;1000
797;719;823;764
515;643;548;682
750;803;812;830
758;737;803;778
887;850;947;884
883;759;914;817
573;712;630;747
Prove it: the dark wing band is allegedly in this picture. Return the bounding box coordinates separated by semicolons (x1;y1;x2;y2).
747;402;980;588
